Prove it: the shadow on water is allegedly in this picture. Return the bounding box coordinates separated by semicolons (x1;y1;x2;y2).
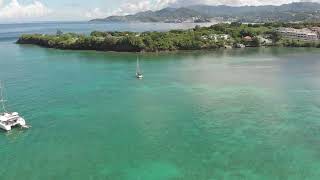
19;44;320;62
0;127;29;139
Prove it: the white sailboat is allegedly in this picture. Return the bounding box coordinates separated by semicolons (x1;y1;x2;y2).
0;81;29;131
136;57;143;79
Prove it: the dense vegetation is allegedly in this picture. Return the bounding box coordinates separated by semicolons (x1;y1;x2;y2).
17;22;320;52
91;2;320;23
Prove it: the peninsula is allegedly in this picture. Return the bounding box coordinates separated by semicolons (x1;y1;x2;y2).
17;22;320;52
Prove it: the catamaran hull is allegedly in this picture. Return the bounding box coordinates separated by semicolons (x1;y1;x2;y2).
0;117;26;131
18;118;26;126
0;123;11;131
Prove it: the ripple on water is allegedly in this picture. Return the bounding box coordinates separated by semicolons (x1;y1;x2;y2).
124;161;181;180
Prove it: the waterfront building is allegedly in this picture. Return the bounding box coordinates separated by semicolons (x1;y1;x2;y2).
277;28;318;41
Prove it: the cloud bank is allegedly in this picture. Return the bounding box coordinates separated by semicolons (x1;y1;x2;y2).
0;0;51;20
0;0;319;21
114;0;176;15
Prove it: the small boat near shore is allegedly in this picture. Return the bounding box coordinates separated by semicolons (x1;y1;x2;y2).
0;82;30;131
136;57;143;79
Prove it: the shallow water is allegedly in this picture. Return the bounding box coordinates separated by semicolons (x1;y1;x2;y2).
1;22;320;179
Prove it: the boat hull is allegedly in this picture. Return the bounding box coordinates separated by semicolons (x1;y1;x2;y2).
0;123;11;131
136;74;144;79
0;116;27;131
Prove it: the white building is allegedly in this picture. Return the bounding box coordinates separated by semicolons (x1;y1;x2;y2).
310;27;320;39
277;28;318;41
201;34;229;41
208;34;230;41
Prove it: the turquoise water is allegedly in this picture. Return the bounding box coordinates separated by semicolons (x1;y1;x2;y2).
1;23;320;179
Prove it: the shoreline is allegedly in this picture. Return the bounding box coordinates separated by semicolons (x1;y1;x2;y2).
16;43;320;55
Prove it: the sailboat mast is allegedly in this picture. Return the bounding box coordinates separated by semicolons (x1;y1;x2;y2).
136;57;141;74
0;81;7;112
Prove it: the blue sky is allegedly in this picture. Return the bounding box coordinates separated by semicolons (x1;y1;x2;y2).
0;0;319;22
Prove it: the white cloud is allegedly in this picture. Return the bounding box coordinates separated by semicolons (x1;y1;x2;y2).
0;0;51;19
85;8;108;18
112;0;176;16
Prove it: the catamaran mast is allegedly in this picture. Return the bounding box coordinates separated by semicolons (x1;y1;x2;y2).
0;81;7;112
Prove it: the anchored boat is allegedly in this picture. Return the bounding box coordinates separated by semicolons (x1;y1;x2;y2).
0;82;29;131
136;57;143;79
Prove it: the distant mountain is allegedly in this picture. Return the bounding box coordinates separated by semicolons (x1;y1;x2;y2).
90;2;320;23
93;7;206;23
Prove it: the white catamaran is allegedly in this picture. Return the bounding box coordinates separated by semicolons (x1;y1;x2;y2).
0;82;29;131
136;57;143;79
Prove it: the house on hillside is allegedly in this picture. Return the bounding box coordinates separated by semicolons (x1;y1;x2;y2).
242;36;253;42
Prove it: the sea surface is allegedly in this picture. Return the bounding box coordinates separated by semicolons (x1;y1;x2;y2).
1;22;320;180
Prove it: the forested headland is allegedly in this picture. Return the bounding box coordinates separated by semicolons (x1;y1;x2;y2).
17;22;320;52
